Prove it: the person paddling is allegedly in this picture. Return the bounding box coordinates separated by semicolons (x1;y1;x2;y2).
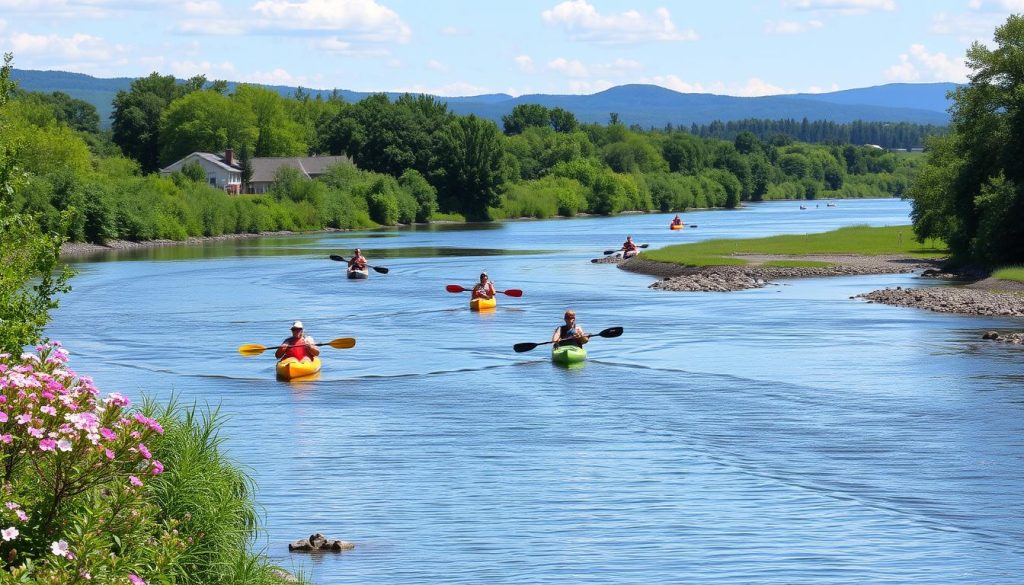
275;321;320;361
472;272;497;300
552;309;588;348
348;248;368;275
671;214;683;227
622;235;640;258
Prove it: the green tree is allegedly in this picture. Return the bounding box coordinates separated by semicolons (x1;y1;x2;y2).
233;84;307;157
238;143;253;193
910;14;1024;266
662;132;708;174
111;73;205;173
502;104;550;135
0;53;73;354
437;115;508;220
549;107;578;133
158;90;253;165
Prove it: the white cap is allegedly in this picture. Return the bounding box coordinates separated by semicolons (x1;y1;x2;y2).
291;320;304;329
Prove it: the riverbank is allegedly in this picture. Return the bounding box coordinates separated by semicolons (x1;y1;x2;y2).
615;253;1024;319
618;254;942;292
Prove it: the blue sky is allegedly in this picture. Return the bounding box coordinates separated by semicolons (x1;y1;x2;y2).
0;0;1020;96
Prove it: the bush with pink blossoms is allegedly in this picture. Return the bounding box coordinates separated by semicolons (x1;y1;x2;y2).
0;345;297;584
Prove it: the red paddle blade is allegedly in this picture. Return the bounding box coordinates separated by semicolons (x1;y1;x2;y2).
501;289;523;297
446;284;467;293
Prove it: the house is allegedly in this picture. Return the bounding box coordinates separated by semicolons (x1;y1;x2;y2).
159;150;353;194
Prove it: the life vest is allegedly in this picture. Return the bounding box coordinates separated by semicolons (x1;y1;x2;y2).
472;282;495;299
557;324;583;347
282;336;309;361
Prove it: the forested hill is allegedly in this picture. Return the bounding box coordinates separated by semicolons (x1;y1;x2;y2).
12;68;952;129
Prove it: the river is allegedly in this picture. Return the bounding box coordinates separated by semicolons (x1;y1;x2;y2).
48;199;1024;584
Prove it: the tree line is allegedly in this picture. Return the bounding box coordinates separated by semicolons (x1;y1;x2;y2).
1;56;923;245
683;118;947;150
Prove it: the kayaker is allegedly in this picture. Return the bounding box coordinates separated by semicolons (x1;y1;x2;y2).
275;321;320;361
671;215;683;227
552;309;588;348
348;249;368;273
472;272;496;300
622;236;639;258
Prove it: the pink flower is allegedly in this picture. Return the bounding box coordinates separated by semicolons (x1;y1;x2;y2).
104;449;115;460
15;413;31;425
15;510;27;522
27;427;43;438
138;443;151;460
38;438;57;451
57;439;72;452
39;405;56;416
1;527;18;541
99;427;117;441
105;393;130;408
0;412;7;423
0;435;11;444
51;539;72;558
128;574;145;585
128;475;143;487
4;502;19;510
151;460;164;475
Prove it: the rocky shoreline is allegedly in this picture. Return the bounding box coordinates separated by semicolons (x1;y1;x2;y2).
608;254;1024;328
616;254;942;292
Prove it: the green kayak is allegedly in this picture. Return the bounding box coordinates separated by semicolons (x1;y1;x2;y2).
551;345;587;364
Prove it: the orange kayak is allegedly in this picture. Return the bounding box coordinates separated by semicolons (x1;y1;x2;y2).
276;357;322;380
670;223;683;230
470;297;497;311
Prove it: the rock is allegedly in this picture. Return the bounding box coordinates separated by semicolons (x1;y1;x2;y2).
288;532;355;553
271;568;299;583
983;331;1000;340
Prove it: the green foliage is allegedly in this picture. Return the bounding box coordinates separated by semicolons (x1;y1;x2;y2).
112;72;205;173
180;160;207;183
644;225;948;267
503;104;550;135
437;115;508;220
910;14;1024;267
399;169;437;222
991;266;1024;282
159;89;254;166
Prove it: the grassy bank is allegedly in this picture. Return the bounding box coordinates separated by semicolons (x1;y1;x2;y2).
642;225;948;267
992;266;1024;283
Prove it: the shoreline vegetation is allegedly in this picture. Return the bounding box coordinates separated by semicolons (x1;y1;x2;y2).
611;225;1024;320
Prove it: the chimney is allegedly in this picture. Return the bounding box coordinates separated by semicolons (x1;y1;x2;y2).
224;148;234;166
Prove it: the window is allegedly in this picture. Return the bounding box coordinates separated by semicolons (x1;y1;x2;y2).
208;177;216;186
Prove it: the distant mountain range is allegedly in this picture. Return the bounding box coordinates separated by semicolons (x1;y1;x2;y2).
11;68;956;129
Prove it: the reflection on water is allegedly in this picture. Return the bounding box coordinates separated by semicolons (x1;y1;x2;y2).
48;200;1024;584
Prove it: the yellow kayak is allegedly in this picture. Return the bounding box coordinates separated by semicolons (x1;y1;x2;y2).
276;357;322;380
470;297;497;311
670;223;683;230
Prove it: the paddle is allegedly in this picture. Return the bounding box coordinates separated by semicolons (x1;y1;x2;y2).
445;284;523;297
238;337;356;357
603;243;649;255
328;255;390;274
513;326;624;353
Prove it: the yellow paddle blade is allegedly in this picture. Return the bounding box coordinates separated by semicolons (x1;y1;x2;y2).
238;344;268;356
328;337;356;350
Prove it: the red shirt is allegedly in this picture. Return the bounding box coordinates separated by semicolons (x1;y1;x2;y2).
282;336;309;360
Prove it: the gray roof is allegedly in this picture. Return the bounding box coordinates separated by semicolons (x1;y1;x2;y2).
159;152;239;174
249;155;352;183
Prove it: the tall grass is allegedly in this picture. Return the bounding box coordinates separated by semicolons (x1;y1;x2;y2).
643;225;948;266
992;266;1024;283
143;398;301;584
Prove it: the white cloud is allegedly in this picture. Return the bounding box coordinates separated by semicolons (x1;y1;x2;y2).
764;19;824;34
0;0;160;18
183;0;223;16
9;31;125;61
389;81;491;97
786;0;895;14
249;0;411;42
931;11;1002;36
566;79;615;94
514;55;535;73
177;18;247;35
885;44;969;82
243;68;302;85
542;0;698;45
547;56;643;79
169;59;237;78
440;25;469;36
312;36;391;57
968;0;1024;10
427;59;447;73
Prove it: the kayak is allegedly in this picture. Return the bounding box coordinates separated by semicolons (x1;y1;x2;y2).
276;356;322;380
347;268;369;279
552;345;587;364
470;296;497;311
670;223;683;230
623;250;639;259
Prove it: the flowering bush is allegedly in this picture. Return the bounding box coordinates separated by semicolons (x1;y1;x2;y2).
0;343;179;582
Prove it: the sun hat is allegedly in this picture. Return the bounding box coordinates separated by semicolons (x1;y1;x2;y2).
291;320;304;329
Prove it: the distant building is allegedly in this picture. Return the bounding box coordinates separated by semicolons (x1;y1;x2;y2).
159;149;353;194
